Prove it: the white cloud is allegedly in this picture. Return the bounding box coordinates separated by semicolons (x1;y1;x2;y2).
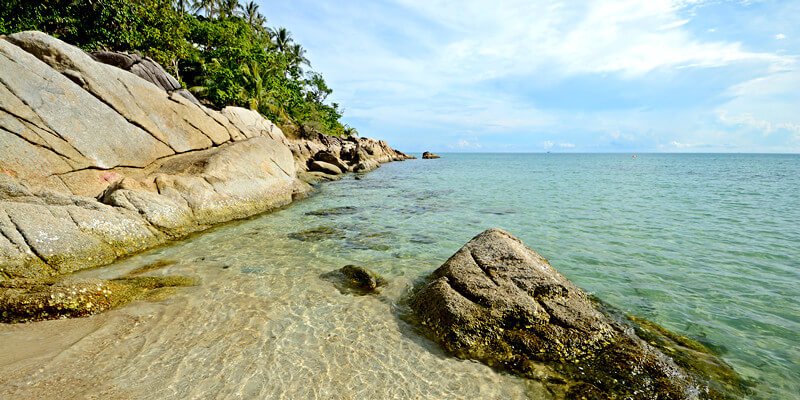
670;140;695;148
395;0;790;78
449;139;483;150
543;140;576;149
718;111;800;137
776;33;786;40
267;0;799;152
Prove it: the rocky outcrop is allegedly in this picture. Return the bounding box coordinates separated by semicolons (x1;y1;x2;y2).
409;229;748;399
0;31;410;281
422;151;440;159
91;50;202;105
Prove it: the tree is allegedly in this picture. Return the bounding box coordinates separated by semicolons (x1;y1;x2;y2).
192;0;216;17
1;0;357;138
216;0;241;18
240;1;260;28
272;27;293;53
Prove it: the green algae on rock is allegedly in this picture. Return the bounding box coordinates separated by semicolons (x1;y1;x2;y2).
408;228;747;399
0;273;198;323
321;265;388;295
288;226;348;242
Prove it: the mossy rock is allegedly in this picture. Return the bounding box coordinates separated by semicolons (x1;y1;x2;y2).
0;274;199;323
408;229;748;400
288;226;347;242
321;265;388;295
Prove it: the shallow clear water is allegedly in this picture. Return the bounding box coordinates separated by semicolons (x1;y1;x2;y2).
1;153;798;399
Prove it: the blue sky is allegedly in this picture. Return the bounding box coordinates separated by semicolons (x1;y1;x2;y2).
262;0;799;153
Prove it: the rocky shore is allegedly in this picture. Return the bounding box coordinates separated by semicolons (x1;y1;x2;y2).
0;31;410;286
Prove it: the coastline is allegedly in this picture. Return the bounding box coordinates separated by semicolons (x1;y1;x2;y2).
0;31;410;286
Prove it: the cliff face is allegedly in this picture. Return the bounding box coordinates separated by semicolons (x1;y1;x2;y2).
0;31;409;281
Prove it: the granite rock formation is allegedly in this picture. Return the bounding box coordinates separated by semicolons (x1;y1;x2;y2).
0;31;410;281
409;229;748;399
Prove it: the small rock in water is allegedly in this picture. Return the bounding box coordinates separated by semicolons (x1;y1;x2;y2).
422;151;440;159
288;226;347;242
321;265;388;295
305;206;359;216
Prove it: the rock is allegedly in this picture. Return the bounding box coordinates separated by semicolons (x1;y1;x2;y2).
321;265;388;295
287;226;347;242
409;228;747;399
0;275;198;323
313;151;349;172
308;160;343;175
305;206;358;216
422;151;440;159
0;31;409;284
221;106;287;143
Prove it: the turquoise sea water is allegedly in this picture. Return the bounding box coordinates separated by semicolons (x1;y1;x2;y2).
297;153;800;398
2;153;797;399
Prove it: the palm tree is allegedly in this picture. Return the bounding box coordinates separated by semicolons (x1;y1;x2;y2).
192;0;216;17
216;0;241;18
343;125;359;137
273;27;293;53
240;1;261;27
174;0;187;15
288;43;310;75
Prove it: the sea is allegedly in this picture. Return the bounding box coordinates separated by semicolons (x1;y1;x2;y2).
1;153;797;399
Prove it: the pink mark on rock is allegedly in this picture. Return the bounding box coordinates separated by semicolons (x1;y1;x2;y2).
99;171;121;183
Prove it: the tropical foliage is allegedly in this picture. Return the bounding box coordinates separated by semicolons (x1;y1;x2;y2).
0;0;353;137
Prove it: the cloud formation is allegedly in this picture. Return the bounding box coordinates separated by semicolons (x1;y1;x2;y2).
265;0;800;152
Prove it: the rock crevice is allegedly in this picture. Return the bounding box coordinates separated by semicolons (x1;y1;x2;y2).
0;31;411;281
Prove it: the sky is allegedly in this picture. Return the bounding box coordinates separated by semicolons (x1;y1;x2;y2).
262;0;799;153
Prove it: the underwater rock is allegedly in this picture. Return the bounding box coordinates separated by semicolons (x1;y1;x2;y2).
288;226;347;242
321;265;388;295
422;151;440;159
0;275;198;323
305;206;359;216
409;228;747;399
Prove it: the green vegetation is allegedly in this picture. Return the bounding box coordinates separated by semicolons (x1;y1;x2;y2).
0;0;356;137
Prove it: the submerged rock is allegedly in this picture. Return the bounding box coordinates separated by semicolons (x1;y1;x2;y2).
0;275;197;323
321;265;388;295
288;226;347;242
305;206;359;216
409;228;748;399
422;151;440;159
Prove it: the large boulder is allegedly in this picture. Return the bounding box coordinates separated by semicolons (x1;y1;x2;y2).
409;229;747;399
0;31;409;284
422;151;440;159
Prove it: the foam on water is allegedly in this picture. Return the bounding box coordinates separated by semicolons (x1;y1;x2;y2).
1;153;798;399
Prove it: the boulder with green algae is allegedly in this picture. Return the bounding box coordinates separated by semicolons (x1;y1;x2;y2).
0;274;198;323
409;228;749;399
322;265;388;295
